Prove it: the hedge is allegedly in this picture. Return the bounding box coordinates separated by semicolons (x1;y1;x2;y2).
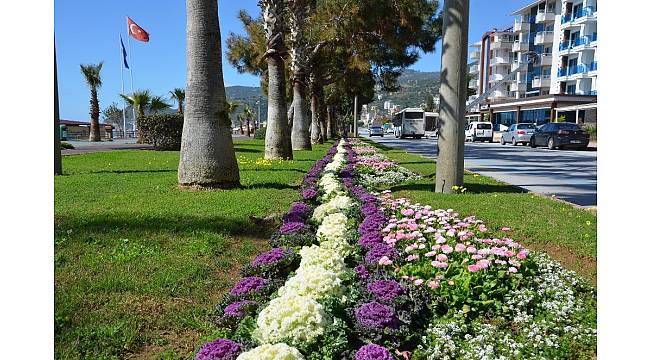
139;113;184;150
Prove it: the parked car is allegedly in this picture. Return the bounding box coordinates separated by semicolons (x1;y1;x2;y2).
465;122;493;142
529;122;590;150
368;125;384;137
500;123;537;146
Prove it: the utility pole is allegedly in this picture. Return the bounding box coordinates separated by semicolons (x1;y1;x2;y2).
55;43;62;176
353;95;358;137
435;0;469;193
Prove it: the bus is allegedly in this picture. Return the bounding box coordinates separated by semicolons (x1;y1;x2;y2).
392;108;425;139
424;111;439;138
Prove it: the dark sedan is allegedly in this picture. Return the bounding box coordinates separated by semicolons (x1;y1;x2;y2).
530;122;590;150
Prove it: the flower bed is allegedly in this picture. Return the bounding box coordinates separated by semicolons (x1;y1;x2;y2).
194;139;596;360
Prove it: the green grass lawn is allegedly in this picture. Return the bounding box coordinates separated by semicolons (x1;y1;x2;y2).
363;139;597;284
54;140;332;360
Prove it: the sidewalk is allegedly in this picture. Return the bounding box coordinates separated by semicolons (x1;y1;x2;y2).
62;139;153;155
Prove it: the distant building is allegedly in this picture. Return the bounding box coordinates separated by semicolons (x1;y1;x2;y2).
59;120;114;141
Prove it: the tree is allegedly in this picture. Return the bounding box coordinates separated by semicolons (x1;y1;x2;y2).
435;0;469;194
260;0;293;159
102;102;124;134
120;90;151;143
169;88;186;114
224;100;240;131
241;105;254;136
80;62;103;142
55;45;62;175
150;95;171;113
178;0;240;188
424;94;436;112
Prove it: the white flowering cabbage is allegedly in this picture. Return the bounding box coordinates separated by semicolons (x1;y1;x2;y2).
278;268;345;299
236;343;304;360
319;173;341;196
254;293;330;347
311;194;354;222
298;245;347;273
316;212;348;243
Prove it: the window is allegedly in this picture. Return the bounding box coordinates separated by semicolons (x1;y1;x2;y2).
522;109;551;125
567;84;576;94
404;111;424;119
558;123;580;130
517;123;537;129
476;123;492;129
493;111;517;128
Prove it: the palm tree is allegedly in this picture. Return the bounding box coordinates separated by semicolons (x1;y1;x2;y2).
150;95;171;113
80;62;103;142
260;0;293;159
178;0;240;188
287;0;312;150
242;106;254;136
120;90;151;143
169;88;185;114
237;113;246;135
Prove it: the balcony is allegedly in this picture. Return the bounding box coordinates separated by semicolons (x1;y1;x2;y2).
560;6;597;28
490;56;510;67
559;34;597;53
510;82;525;92
491;40;513;50
469;64;479;74
470;51;481;60
512;41;529;52
513;16;533;32
588;61;597;74
534;31;554;45
536;10;556;23
539;53;553;66
489;73;505;83
589;90;597;96
532;74;551;88
469;79;478;89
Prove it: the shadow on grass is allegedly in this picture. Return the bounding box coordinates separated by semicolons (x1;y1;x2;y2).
234;147;264;153
240;168;306;174
88;169;177;174
242;182;300;191
55;213;279;239
391;182;526;194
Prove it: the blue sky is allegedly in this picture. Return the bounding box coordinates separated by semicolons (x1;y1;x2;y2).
55;0;533;120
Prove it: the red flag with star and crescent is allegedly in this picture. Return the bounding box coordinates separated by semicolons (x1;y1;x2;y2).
127;17;149;42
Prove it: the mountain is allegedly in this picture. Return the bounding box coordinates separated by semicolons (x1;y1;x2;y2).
225;86;268;128
368;69;440;115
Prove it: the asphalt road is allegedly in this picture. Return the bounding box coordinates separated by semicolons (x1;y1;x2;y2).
362;132;597;207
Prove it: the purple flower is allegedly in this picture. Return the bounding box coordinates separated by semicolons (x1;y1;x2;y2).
288;202;311;217
355;302;397;330
230;276;268;296
358;232;383;249
355;344;394;360
195;338;241;360
302;187;317;200
279;221;307;234
361;203;379;217
365;244;398;264
367;280;404;302
251;248;286;267
282;213;304;223
223;300;256;318
354;265;370;279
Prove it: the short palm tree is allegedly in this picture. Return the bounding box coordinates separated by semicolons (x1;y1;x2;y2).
169;88;185;114
224;100;240;132
80;62;104;141
150;95;171;113
120;90;151;143
242;105;254;136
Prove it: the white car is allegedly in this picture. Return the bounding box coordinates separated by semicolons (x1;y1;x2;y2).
465;122;493;142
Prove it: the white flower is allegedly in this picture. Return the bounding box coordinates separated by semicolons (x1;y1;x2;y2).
254;292;330;347
316;212;348;243
279;268;345;300
298;245;347;273
236;343;304;360
311;194;354;222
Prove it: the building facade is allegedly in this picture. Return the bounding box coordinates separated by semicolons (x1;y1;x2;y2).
468;0;597;129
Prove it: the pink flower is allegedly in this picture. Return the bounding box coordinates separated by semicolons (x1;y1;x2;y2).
401;208;415;216
408;223;419;231
441;245;453;254
501;227;511;232
423;227;435;233
477;248;490;256
455;243;466;252
378;256;393;266
427;280;440;289
466;246;477;254
508;267;518;273
436;254;448;262
413;279;424;286
471;254;483;260
468;264;480;272
435;236;447;244
517;250;527;260
477;259;490;269
406;254;420;262
478;224;488;232
424;251;436;257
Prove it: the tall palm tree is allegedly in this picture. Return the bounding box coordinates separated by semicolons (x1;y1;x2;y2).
260;0;293;159
120;90;151;143
80;62;103;142
150;95;171;113
242;105;254;136
169;88;185;114
287;0;311;150
178;0;240;188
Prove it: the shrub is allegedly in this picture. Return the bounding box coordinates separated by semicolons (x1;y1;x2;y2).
139;113;184;150
60;141;75;150
254;127;266;140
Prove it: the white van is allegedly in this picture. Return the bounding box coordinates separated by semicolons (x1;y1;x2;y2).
465;122;494;142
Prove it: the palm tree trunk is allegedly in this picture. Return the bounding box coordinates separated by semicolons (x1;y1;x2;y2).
265;55;293;159
310;90;322;144
178;100;184;115
89;88;101;142
55;46;62;175
178;0;240;188
326;105;335;139
246;118;250;136
136;106;145;144
291;82;311;150
319;95;327;142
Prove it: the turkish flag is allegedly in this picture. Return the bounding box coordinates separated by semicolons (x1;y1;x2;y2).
127;17;149;42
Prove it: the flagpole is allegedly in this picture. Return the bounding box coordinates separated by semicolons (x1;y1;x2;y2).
119;34;127;138
126;17;136;132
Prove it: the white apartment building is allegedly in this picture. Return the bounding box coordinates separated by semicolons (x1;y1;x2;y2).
468;0;597;127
